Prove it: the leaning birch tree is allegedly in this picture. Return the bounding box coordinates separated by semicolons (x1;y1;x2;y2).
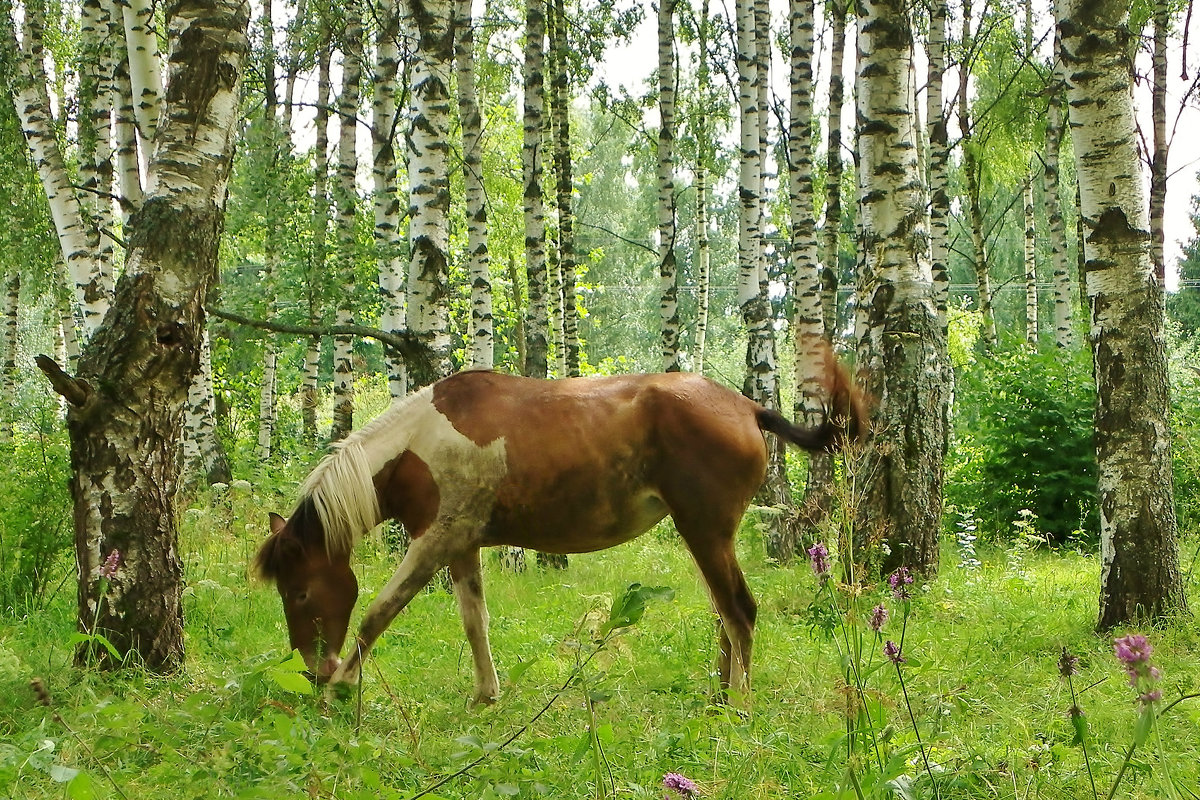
1059;0;1187;627
36;0;250;670
854;0;950;577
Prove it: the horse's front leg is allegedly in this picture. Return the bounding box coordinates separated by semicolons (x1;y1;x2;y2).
449;549;500;706
330;530;457;688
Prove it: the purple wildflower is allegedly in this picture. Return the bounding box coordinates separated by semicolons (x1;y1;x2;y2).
887;567;913;601
883;640;905;665
1057;648;1080;678
99;550;121;581
807;543;831;580
869;604;888;632
1138;688;1163;706
1113;634;1152;667
663;772;698;799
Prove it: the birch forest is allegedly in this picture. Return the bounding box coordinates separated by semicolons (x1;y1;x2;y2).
3;0;1200;797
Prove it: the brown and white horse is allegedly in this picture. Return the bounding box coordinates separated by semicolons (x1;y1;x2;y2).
254;354;864;704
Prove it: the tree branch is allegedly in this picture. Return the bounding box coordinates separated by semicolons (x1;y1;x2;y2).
35;355;91;407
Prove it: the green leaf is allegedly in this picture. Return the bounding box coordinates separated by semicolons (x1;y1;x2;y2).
1133;707;1154;747
602;583;675;633
67;772;97;800
507;657;540;684
269;669;312;695
49;764;80;783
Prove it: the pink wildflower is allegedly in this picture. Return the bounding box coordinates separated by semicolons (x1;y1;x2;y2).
99;550;121;581
663;772;698;799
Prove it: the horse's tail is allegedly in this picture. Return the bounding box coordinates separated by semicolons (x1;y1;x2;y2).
756;345;867;453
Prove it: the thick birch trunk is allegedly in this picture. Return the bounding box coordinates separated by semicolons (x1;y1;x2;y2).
42;0;249;671
1060;0;1187;627
658;0;680;373
855;0;950;577
455;0;492;371
331;2;363;439
522;0;549;378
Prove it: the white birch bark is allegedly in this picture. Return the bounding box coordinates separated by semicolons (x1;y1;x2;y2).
1045;22;1073;348
926;0;949;325
0;270;17;447
1024;176;1038;344
110;4;145;226
522;0;549;378
1150;0;1168;286
693;0;712;374
332;1;363;439
376;0;408;394
183;329;230;485
7;8;109;338
455;0;492;371
548;0;579;378
1060;0;1186;627
404;0;454;385
958;0;996;345
78;0;116;295
303;30;332;441
121;0;163;141
788;0;823;424
855;0;950;576
658;0;680;373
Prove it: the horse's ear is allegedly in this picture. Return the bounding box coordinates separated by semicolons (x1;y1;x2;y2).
254;514;298;582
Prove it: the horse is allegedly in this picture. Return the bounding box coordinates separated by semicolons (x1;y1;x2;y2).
253;353;865;705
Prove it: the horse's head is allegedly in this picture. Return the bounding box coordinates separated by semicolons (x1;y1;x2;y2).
253;510;358;681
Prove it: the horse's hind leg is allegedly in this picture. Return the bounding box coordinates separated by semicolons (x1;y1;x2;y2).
676;519;757;700
449;549;500;705
331;529;461;686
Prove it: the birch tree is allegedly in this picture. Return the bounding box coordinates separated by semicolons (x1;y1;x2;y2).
926;0;949;325
455;0;492;370
1045;14;1073;348
855;0;950;576
548;0;579;377
36;0;250;670
331;1;363;440
302;27;332;442
1060;0;1187;627
522;0;549;378
692;0;713;373
658;0;680;373
377;0;409;393
405;0;454;386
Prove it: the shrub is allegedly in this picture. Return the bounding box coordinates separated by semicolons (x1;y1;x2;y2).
948;345;1098;544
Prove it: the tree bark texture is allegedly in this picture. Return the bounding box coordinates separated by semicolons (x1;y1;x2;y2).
548;0;579;377
48;0;249;671
854;0;950;577
658;0;680;373
1060;0;1187;628
522;0;549;378
376;0;409;394
1045;22;1073;349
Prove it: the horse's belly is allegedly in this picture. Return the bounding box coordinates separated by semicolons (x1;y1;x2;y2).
483;488;670;554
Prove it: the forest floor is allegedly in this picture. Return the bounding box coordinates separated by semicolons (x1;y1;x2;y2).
2;485;1199;799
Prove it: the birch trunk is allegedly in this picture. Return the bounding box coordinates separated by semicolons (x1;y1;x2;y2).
1150;0;1168;287
303;31;332;441
1024;177;1038;344
1060;0;1186;627
121;0;163;141
549;0;578;377
927;0;949;325
254;0;280;462
788;0;823;425
183;329;231;485
377;0;408;394
855;0;950;577
0;270;17;448
331;1;363;439
111;15;144;226
1046;17;1073;348
958;0;996;346
693;0;712;374
658;0;680;373
522;0;549;378
455;0;492;371
40;0;249;671
6;6;108;338
78;0;116;294
405;0;454;386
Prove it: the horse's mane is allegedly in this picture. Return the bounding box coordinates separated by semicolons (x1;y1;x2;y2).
298;389;429;555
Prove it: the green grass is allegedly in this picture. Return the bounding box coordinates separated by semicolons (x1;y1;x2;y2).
1;488;1198;799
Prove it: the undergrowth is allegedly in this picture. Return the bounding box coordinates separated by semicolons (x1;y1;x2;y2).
0;488;1198;799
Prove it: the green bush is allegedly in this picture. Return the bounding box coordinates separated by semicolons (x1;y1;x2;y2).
948;345;1098;545
0;425;72;614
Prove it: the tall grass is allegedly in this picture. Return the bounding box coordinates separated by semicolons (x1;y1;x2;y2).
1;489;1197;799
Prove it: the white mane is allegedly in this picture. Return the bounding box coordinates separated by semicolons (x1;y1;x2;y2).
299;387;433;554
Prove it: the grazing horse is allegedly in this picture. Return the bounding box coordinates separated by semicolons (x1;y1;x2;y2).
254;354;865;704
